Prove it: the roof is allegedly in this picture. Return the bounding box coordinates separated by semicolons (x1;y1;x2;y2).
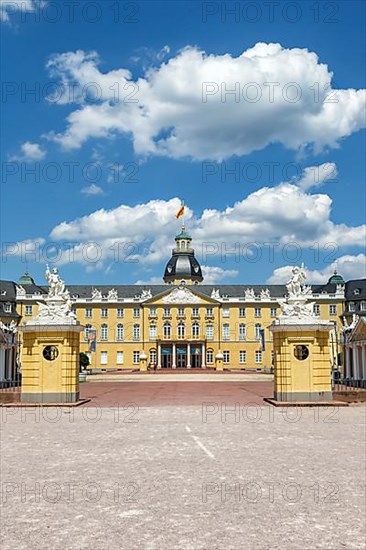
18;272;36;285
175;228;191;240
327;271;345;285
345;279;366;300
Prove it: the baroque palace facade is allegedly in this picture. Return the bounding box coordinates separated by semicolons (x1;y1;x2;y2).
1;226;365;372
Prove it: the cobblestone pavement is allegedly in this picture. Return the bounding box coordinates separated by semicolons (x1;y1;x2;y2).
1;400;365;550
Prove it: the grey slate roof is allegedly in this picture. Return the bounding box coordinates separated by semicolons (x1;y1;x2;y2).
345;279;366;300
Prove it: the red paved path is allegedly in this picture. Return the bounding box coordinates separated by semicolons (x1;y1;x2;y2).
80;380;273;407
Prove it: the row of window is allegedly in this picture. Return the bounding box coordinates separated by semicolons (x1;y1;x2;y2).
98;349;268;366
85;322;268;342
21;303;359;319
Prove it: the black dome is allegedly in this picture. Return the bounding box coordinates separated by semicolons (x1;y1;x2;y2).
164;251;203;283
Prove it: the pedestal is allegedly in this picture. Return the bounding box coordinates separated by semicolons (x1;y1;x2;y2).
215;351;223;371
270;323;333;402
139;351;148;372
20;324;83;403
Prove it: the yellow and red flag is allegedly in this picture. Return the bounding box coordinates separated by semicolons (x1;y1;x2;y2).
175;202;185;219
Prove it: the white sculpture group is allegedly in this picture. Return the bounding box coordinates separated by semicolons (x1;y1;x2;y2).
277;263;315;321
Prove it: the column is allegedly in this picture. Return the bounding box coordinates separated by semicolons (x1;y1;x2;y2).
353;344;359;379
157;342;161;369
172;342;176;369
201;342;206;369
345;346;351;378
187;342;191;368
361;344;366;381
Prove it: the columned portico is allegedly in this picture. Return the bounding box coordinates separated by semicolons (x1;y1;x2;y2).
155;340;206;369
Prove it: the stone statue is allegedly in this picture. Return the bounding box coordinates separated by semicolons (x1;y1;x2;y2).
45;265;66;298
211;288;221;300
260;288;271;299
286;264;307;298
107;288;118;301
91;288;102;301
245;288;256;300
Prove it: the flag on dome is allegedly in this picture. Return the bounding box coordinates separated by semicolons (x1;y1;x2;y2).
176;201;185;219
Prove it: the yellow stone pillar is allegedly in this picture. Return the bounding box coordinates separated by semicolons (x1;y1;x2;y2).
215;351;224;371
139;351;148;371
20;324;84;403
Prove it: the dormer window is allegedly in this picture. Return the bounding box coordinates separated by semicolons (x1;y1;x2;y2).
354;289;360;295
1;291;6;296
4;303;12;313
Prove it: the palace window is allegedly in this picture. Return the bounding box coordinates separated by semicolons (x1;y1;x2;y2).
85;308;92;318
163;322;171;338
222;323;230;341
84;324;92;342
206;325;214;340
133;351;140;364
116;324;124;341
255;323;262;340
192;307;199;317
348;302;355;312
117;308;124;318
149;307;157;316
206;307;213;316
25;305;33;316
192;322;200;338
223;351;230;364
239;308;246;317
149;324;157;339
270;307;277;317
238;323;246;341
178;307;185;316
101;324;108;341
133;308;140;318
4;303;11;313
360;301;366;311
133;324;140;341
163;307;171;317
329;304;337;316
254;307;262;318
222;308;230;318
239;350;246;364
101;308;108;318
116;351;124;365
206;349;214;364
177;322;185;338
149;349;157;364
255;350;262;364
313;304;320;315
100;351;108;365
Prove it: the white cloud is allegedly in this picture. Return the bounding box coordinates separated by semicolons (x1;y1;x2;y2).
268;254;366;284
0;0;42;23
45;169;365;272
201;266;238;284
81;184;104;196
295;162;338;190
45;44;366;160
134;276;164;285
12;141;46;161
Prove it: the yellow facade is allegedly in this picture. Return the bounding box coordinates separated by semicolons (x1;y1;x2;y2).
14;288;344;372
20;326;82;403
271;326;333;401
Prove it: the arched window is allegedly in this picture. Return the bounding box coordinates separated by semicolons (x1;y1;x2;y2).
133;324;140;341
149;324;157;339
116;323;124;341
239;323;246;341
163;322;171;338
206;348;214;364
192;322;200;338
149;349;157;364
101;324;108;341
177;322;185;338
84;324;92;342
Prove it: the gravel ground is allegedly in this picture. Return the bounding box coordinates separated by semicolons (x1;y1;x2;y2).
1;404;365;550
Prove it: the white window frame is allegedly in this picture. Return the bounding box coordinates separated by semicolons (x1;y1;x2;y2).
116;351;124;365
239;350;246;364
133;324;140;341
100;351;108;365
101;324;108;341
270;307;277;317
223;351;230;364
206;325;214;340
238;323;246;341
149;324;157;339
101;308;108;318
222;323;230;341
254;307;261;318
133;351;140;364
222;308;230;318
163;322;171;338
25;305;33;316
85;308;92;318
133;308;141;318
117;308;124;318
239;308;246;317
329;304;337;316
255;350;262;364
206;349;214;364
116;324;124;341
192;322;200;337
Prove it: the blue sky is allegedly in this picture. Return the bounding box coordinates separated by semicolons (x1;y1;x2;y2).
1;0;365;286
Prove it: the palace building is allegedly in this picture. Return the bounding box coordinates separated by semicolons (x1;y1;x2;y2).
1;225;365;373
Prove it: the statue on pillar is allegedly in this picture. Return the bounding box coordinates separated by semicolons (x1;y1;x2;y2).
45;265;67;299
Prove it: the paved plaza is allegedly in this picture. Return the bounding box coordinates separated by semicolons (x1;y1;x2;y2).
1;380;365;550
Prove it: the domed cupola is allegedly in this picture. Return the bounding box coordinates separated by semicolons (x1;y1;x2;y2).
163;224;203;284
327;270;345;285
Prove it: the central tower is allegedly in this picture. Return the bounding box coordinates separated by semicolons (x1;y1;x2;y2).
163;225;203;285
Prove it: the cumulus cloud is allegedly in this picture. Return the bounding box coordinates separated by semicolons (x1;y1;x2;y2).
45;168;365;272
11;141;46;161
268;254;366;284
45;44;366;160
295;162;338;190
0;0;42;23
80;184;104;196
201;266;239;284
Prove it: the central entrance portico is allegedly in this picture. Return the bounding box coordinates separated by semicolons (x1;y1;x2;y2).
157;341;206;369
